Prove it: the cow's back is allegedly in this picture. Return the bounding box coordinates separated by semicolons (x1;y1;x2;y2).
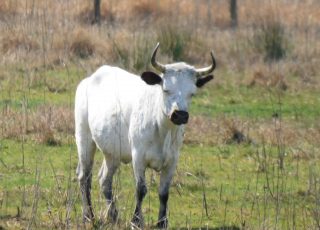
77;65;145;162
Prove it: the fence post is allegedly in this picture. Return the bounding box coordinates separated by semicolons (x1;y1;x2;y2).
93;0;101;25
230;0;238;28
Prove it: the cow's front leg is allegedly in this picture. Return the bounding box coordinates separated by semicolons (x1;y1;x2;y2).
131;161;147;228
157;162;177;229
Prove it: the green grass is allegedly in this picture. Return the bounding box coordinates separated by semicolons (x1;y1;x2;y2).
1;138;319;229
2;65;319;121
192;84;320;121
0;67;82;110
0;65;320;229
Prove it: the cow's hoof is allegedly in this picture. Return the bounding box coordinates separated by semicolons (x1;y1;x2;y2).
131;214;144;229
107;206;118;223
157;218;168;229
83;210;95;223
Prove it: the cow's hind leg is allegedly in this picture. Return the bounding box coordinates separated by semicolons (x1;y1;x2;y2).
98;157;119;222
76;131;96;222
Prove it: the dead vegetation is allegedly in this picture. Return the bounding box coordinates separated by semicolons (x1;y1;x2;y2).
69;29;95;59
1;105;318;149
0;0;317;140
0;1;19;20
0;106;73;145
248;70;288;90
76;1;115;24
185;116;250;145
0;0;318;147
0;0;318;79
185;115;320;148
131;0;166;20
1;32;40;54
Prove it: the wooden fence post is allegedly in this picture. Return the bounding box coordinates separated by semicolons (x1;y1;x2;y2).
230;0;238;28
93;0;101;25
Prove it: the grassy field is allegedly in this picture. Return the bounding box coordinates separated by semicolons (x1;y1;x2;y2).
1;0;320;229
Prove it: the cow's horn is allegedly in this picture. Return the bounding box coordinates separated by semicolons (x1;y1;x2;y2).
196;51;216;77
151;43;165;73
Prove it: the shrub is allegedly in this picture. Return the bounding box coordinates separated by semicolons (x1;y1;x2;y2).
253;18;289;62
112;35;154;72
156;23;192;61
132;37;154;72
69;30;95;59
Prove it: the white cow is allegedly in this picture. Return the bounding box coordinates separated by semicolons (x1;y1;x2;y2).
75;43;216;228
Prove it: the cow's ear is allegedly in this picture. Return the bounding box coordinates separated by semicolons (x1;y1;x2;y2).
141;71;162;85
196;75;214;88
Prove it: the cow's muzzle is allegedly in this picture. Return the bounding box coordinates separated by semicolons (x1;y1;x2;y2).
170;110;189;125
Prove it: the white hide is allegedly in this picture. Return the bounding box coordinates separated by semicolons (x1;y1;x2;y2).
75;44;215;227
75;64;197;172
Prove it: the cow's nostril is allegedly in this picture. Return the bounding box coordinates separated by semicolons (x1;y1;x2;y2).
171;112;178;120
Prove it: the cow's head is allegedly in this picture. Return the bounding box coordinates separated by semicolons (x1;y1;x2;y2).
141;43;216;125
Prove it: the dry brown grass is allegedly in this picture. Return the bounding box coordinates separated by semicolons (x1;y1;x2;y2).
247;69;288;91
0;1;19;19
69;29;95;59
185;116;250;145
0;0;318;85
1;32;40;53
0;106;73;145
0;106;25;140
29;107;68;146
238;0;320;28
131;0;166;20
3;105;317;149
75;0;115;24
186;115;320;149
0;0;319;145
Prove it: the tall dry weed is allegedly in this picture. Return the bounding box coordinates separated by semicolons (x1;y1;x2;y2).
247;68;288;91
0;0;318;80
0;107;25;139
131;0;164;20
0;1;19;19
0;105;73;145
2;32;40;54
